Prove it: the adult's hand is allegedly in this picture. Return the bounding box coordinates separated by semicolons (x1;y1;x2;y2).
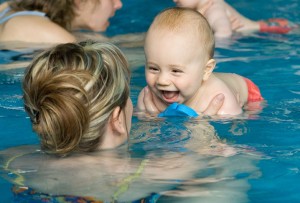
199;0;214;15
202;93;225;116
139;86;160;115
229;15;244;31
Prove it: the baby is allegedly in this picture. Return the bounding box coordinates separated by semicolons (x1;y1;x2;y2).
173;0;297;38
137;7;263;116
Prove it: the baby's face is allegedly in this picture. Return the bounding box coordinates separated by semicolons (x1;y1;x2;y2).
173;0;200;9
144;29;208;105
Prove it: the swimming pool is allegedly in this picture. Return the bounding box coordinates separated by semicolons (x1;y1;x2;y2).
1;0;300;202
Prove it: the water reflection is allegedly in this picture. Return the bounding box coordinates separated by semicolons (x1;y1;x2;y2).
0;117;262;202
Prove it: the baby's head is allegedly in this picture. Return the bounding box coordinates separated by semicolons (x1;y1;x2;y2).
145;7;214;61
23;41;131;156
144;8;216;106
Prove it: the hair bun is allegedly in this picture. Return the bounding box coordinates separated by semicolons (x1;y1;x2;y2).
25;69;91;154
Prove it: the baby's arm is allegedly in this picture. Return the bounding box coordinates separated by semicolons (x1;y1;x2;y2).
203;0;232;37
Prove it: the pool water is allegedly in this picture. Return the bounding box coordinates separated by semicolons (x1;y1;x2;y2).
1;0;300;202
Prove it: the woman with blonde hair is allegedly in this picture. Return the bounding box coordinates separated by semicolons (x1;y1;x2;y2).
23;40;132;156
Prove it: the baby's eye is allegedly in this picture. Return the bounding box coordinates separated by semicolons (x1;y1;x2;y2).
172;69;183;73
147;66;159;72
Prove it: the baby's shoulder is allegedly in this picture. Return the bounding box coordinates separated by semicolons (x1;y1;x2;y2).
208;74;244;114
214;72;248;102
199;74;233;106
209;75;234;97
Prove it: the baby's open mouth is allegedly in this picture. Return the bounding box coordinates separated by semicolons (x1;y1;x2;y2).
161;90;179;103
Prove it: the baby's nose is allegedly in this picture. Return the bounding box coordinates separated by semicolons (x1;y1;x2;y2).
157;74;171;86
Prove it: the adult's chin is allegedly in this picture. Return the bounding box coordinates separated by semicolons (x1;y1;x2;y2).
91;22;109;32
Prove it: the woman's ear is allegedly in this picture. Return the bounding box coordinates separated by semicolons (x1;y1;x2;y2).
110;106;126;135
100;106;127;149
203;59;216;81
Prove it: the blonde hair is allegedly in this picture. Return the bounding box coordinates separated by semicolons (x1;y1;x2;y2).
148;7;215;59
23;41;130;156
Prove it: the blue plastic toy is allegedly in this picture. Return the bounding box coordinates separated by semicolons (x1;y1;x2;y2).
158;103;198;118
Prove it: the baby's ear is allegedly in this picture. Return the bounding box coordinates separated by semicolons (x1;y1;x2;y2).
203;59;216;81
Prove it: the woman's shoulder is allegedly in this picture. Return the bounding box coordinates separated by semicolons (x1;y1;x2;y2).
1;14;75;43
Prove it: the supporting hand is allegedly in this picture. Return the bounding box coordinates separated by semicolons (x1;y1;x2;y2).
199;0;214;15
202;93;225;116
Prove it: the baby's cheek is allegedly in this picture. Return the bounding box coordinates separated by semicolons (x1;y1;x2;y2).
146;75;155;86
180;84;199;98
